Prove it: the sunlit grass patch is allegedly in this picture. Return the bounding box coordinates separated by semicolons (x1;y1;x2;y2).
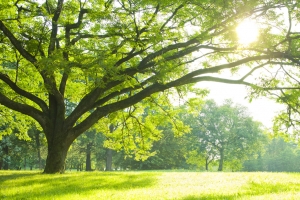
1;171;300;199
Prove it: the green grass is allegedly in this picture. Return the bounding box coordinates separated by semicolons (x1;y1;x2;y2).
1;171;300;199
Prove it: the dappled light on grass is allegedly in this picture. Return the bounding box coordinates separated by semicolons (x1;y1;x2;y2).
0;171;158;199
1;171;300;199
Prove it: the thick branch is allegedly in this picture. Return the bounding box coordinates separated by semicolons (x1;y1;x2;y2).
0;20;37;64
92;76;156;108
65;8;89;30
71;82;167;138
64;87;105;129
114;49;146;67
180;52;287;81
48;0;64;55
66;52;288;133
0;73;48;113
59;8;89;96
0;92;47;129
189;76;300;91
59;72;68;96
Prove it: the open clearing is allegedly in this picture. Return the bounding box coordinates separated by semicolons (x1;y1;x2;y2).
1;171;300;199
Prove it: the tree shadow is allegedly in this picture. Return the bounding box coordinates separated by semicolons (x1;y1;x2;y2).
0;171;158;199
0;171;42;182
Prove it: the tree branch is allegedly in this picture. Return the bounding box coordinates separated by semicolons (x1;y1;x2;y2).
0;73;49;113
160;4;184;31
48;0;64;55
0;20;37;64
0;92;47;129
71;82;167;138
66;51;289;134
176;52;287;82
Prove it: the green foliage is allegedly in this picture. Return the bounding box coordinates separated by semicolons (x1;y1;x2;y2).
243;136;300;172
0;128;46;170
113;125;189;170
184;99;266;171
99;96;191;161
67;129;107;171
0;106;34;140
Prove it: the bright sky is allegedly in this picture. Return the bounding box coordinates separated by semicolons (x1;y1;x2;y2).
197;18;285;129
199;82;284;129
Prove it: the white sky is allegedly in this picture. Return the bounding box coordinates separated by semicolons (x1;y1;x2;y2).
199;82;284;129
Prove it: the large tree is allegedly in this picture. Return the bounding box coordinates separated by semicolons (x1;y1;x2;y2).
189;99;266;171
0;0;299;173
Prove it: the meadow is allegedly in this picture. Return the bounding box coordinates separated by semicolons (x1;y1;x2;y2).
1;170;300;200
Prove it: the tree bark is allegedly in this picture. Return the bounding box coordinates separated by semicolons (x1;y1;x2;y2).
24;157;26;170
105;148;113;171
85;142;93;171
43;138;71;174
3;145;9;170
218;148;224;171
105;124;115;171
34;129;42;170
205;157;209;171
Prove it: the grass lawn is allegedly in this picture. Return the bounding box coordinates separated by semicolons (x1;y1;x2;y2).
1;171;300;199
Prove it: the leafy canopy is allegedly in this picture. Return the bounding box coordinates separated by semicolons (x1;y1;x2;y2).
0;1;299;149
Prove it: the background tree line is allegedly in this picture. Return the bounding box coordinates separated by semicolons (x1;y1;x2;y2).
2;99;299;172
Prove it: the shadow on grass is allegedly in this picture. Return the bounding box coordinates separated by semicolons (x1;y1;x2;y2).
181;180;300;200
0;171;158;199
0;171;41;179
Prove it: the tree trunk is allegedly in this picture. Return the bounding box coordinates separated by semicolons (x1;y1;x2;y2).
3;145;9;170
43;140;71;174
105;124;115;171
34;130;42;170
218;149;224;171
205;157;209;171
105;148;113;171
24;157;26;170
85;143;93;171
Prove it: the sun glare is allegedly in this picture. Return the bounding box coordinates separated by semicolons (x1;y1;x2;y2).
236;19;259;45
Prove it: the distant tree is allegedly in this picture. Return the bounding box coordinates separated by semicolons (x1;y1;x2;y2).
104;124;116;171
189;99;266;171
185;141;218;171
0;136;10;170
0;131;46;170
66;129;106;171
243;137;300;172
27;125;46;170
